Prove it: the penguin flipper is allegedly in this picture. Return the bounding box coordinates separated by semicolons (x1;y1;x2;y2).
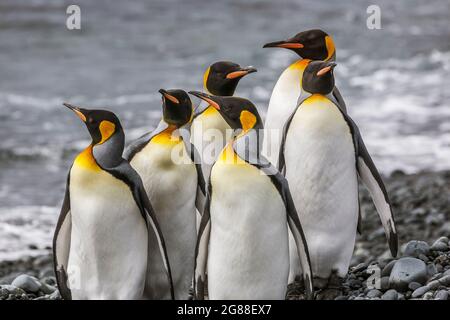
52;172;73;300
179;127;206;214
343;117;398;257
193;180;212;300
356;136;398;257
332;86;347;113
268;170;314;300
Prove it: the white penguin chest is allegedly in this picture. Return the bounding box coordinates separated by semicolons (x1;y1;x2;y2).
263;60;310;164
68;158;148;299
284;95;359;277
207;147;289;299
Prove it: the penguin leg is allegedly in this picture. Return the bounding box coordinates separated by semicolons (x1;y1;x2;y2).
315;271;343;300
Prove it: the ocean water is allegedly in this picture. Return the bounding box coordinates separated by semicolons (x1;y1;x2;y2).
0;0;449;259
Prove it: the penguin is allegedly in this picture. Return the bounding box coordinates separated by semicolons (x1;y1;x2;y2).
262;29;346;166
190;61;257;181
188;91;314;300
277;61;398;299
53;103;174;300
124;89;204;300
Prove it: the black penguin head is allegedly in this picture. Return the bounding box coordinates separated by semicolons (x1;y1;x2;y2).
159;89;193;127
63;103;122;145
263;29;335;61
302;61;337;95
189;91;263;132
204;61;257;96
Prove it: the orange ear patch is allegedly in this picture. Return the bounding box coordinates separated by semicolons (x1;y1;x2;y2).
240;110;257;132
325;35;335;61
99;120;116;144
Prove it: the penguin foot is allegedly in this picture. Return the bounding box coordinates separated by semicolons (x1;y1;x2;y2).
315;271;343;300
286;280;306;300
187;287;194;300
316;287;342;300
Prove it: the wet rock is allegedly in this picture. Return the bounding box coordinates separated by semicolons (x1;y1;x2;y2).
11;274;41;293
381;289;398;300
412;285;430;298
380;276;390;290
408;282;422;291
431;242;449;252
435;290;448;300
389;257;427;291
381;260;397;277
366;289;382;298
403;241;430;258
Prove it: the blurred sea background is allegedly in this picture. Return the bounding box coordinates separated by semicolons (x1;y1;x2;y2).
0;0;449;260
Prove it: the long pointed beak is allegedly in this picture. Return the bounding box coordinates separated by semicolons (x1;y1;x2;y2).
188;91;221;110
263;40;304;49
63;102;86;122
158;89;179;104
317;62;337;76
226;66;257;79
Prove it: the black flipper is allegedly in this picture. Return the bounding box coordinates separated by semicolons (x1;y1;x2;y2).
52;172;73;300
179;126;206;213
193;180;212;300
332;86;347;113
337;108;398;257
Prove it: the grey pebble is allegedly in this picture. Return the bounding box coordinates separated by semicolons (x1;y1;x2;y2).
423;291;434;300
389;257;428;291
435;290;448;300
380;276;390;290
408;282;422;291
381;260;397;277
381;289;398;300
430;242;449;252
366;289;382;298
11;274;41;293
412;285;430;298
403;240;430;258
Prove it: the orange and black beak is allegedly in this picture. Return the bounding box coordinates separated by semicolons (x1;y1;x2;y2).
159;89;180;104
225;66;257;79
316;62;337;76
188;91;221;110
63;102;87;122
263;39;304;49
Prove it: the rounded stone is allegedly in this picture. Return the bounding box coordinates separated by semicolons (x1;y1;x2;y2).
381;289;398;300
403;241;430;258
408;282;422;291
389;257;428;291
412;285;430;298
431;242;449;252
435;290;448;300
11;274;41;293
366;289;382;298
381;260;397;277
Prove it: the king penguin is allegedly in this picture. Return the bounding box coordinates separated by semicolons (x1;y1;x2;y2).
190;61;257;181
262;29;346;165
189;91;314;300
53;103;173;300
124;89;205;300
277;61;398;299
